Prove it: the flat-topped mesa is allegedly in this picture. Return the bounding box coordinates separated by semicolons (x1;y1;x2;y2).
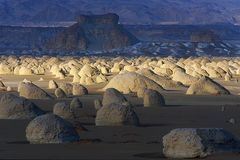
46;13;139;51
76;13;119;25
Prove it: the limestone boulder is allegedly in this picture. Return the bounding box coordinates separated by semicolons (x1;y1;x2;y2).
102;88;130;107
55;88;67;98
0;94;45;119
143;89;165;107
103;72;164;94
186;77;230;95
59;83;73;95
163;128;239;159
95;103;139;126
18;82;52;99
72;84;88;96
26;114;79;144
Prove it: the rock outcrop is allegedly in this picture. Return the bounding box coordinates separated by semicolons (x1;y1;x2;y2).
103;72;164;94
26;114;79;144
163;128;239;159
143;89;165;107
186;76;230;95
95;103;139;126
18;82;52;99
46;13;139;51
0;94;45;119
102;88;130;107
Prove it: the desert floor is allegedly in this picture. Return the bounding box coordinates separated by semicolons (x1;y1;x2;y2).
0;74;240;160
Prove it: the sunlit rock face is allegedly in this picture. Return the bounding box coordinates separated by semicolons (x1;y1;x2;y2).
46;13;139;51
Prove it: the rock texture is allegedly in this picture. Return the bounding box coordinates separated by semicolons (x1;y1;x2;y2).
95;103;139;126
26;114;79;144
186;76;230;95
0;94;44;119
55;88;67;98
103;72;164;94
18;82;52;99
46;13;138;51
102;88;130;107
72;84;88;96
143;89;165;107
163;128;240;159
53;102;74;120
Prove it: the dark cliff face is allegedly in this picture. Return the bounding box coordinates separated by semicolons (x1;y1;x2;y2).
46;13;139;51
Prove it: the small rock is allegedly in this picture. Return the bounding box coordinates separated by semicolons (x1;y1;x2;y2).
55;88;67;98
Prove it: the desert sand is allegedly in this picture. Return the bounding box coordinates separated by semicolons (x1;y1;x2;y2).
0;56;240;159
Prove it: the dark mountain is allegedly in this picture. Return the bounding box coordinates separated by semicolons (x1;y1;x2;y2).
0;0;240;26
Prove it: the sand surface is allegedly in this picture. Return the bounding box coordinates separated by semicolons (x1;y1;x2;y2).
0;75;240;159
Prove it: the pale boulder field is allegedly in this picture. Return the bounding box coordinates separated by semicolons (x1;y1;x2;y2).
0;55;240;159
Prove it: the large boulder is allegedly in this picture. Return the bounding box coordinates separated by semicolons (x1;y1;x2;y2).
55;88;67;98
53;102;74;120
70;98;83;110
103;72;164;94
137;69;183;89
143;89;165;107
0;63;12;74
102;88;130;107
95;103;139;126
186;76;230;95
18;67;33;75
59;83;73;95
72;84;88;96
0;94;45;119
26;114;79;144
18;82;52;99
172;70;198;86
163;128;239;159
78;64;98;78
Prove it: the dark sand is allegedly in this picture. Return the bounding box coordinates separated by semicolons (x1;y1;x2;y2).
0;75;240;159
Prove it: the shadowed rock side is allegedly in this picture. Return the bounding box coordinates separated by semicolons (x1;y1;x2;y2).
0;94;45;119
46;13;139;51
163;128;240;159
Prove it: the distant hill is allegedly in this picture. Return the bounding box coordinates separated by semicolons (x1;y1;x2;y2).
1;0;240;26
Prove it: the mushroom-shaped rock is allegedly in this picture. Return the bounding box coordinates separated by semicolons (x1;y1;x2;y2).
70;98;83;110
143;89;165;107
49;80;58;89
102;88;130;107
18;82;52;99
19;67;33;75
26;114;79;144
55;88;67;98
59;83;73;95
137;69;183;89
163;128;239;159
95;103;139;126
0;94;45;119
72;84;88;96
186;76;230;95
53;102;74;120
103;72;164;94
78;64;99;77
172;70;198;86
